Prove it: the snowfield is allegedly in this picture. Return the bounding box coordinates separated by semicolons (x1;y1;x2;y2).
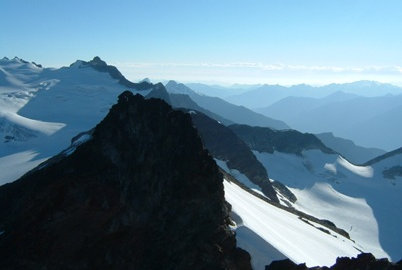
254;149;401;261
224;179;361;269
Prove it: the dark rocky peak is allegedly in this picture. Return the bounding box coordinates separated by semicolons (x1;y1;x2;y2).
229;124;335;156
12;56;28;63
266;253;402;270
0;91;251;270
188;110;279;203
87;56;107;67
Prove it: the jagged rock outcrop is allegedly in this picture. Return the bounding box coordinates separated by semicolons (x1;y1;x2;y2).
0;92;251;270
229;124;334;155
265;253;402;270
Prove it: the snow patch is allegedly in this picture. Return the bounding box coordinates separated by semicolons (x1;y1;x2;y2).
0;151;49;185
324;163;337;174
337;156;373;178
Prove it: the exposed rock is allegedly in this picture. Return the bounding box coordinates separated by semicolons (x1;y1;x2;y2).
229;124;334;155
265;253;402;270
383;166;402;179
0;92;251;270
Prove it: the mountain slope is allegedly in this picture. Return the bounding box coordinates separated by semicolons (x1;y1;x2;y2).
223;177;362;269
165;81;289;130
223;122;399;260
169;93;234;125
82;56;152;89
0;92;251;269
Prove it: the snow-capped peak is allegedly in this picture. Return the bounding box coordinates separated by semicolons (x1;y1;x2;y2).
69;60;86;68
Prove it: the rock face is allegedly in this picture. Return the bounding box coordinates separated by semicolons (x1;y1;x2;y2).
229;124;334;155
265;253;402;270
0;92;251;270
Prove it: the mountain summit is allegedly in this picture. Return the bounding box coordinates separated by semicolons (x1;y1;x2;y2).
80;56;152;90
0;92;251;270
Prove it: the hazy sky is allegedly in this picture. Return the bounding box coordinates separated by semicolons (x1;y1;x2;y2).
1;0;402;85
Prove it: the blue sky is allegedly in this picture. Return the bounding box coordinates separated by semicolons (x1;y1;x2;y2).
1;0;402;85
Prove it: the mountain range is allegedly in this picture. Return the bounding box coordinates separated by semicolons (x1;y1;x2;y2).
0;56;401;269
256;92;402;151
165;81;289;130
224;81;402;108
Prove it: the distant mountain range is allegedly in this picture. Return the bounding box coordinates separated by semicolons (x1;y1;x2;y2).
224;81;402;108
166;81;289;130
257;92;402;151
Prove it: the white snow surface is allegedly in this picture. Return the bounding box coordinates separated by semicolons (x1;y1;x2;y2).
254;149;401;261
336;156;373;178
224;179;361;268
0;151;48;185
0;58;151;184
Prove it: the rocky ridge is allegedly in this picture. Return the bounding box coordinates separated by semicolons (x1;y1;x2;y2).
0;92;251;270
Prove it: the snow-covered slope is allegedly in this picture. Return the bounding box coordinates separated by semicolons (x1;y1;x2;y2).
253;149;401;261
0;57;152;184
224;179;362;269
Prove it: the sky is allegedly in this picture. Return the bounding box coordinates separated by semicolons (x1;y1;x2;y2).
1;0;402;85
